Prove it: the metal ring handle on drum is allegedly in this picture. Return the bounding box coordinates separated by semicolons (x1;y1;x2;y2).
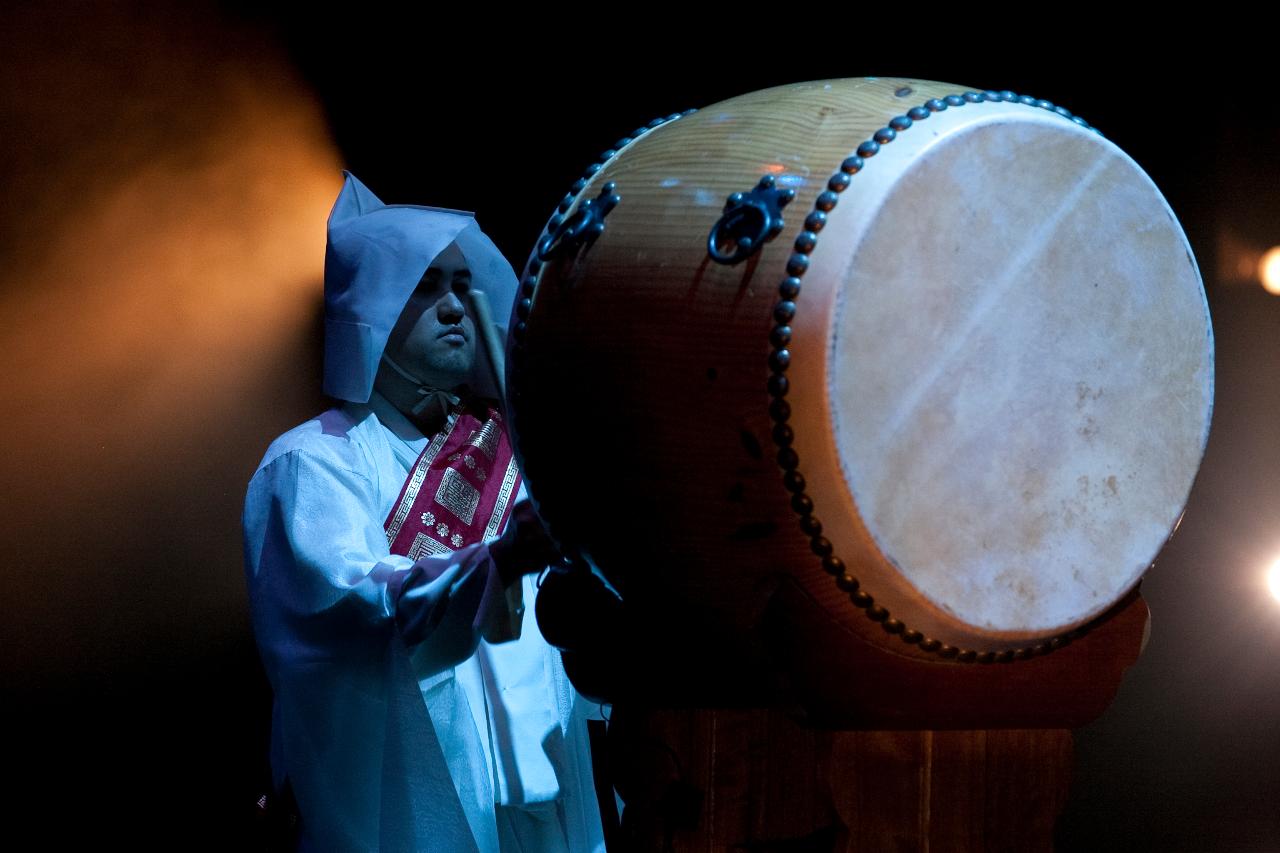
707;175;795;265
536;210;590;262
707;202;771;264
536;182;620;262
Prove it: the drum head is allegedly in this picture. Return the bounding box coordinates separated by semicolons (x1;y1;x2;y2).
826;103;1212;635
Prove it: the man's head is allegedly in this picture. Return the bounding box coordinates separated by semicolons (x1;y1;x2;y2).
382;241;477;390
321;172;516;405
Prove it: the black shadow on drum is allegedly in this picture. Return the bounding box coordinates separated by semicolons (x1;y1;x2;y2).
687;249;764;311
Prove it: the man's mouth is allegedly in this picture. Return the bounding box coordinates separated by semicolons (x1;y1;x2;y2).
439;327;467;342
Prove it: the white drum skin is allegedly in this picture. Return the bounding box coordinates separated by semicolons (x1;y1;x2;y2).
790;99;1213;648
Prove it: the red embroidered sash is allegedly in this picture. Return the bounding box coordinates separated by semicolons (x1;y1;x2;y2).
383;406;522;561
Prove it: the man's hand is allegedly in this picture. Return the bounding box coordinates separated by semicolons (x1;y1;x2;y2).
489;499;560;586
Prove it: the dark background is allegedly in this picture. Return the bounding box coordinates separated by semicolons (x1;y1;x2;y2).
2;5;1276;849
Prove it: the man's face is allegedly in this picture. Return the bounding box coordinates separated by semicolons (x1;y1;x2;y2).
384;241;477;389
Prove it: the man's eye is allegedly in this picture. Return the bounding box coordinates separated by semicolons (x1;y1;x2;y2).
417;271;446;290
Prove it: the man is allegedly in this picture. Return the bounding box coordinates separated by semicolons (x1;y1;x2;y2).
243;172;606;852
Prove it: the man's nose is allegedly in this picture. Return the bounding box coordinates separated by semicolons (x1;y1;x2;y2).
437;290;466;323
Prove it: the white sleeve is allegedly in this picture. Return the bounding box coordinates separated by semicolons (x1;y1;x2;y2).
243;447;511;683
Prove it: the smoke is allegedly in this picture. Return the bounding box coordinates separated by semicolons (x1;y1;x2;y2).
0;2;341;682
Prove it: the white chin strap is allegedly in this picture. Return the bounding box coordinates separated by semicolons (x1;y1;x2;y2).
381;352;460;416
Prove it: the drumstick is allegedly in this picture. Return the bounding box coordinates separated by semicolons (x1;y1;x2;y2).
462;288;505;402
461;287;522;642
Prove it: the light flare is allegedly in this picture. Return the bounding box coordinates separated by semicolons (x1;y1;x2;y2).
1259;246;1280;295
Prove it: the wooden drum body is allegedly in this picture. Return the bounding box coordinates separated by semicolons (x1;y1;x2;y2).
508;78;1212;726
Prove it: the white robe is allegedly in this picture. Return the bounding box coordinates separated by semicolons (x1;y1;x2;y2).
243;393;606;852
